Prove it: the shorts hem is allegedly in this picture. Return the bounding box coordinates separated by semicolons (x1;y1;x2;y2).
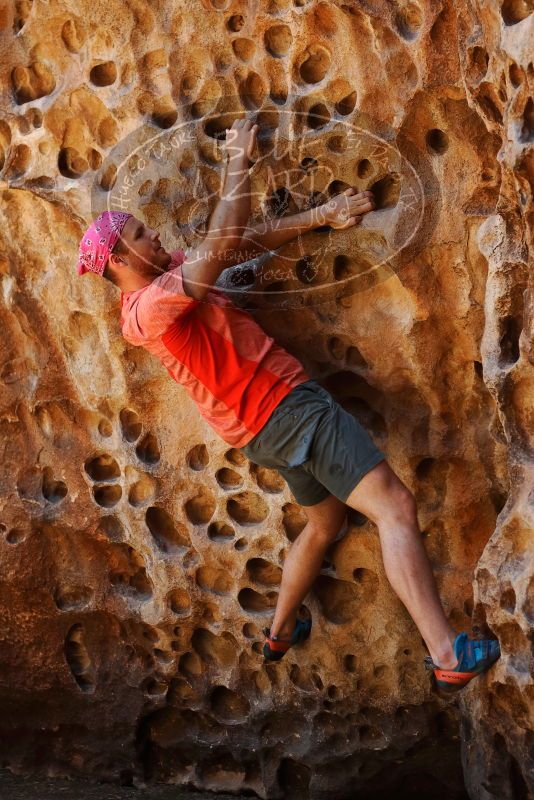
338;451;387;503
292;487;331;506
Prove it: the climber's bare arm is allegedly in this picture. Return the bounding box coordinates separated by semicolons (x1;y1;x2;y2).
218;188;377;268
181;119;258;301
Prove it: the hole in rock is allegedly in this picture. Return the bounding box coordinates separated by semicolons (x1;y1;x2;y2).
145;506;190;551
295;255;321;284
369;172;400;208
192;628;237;666
179;651;202;677
64;624;95;693
415;457;436;480
99;164;117;192
152;103;178;130
128;475;156;507
225;448;246;466
246;558;282;586
268;187;295;217
333;254;360;281
307;102;330;129
394;2;423;39
5;527;26;544
238;587;278;613
463;597;474;617
313;575;361;624
328;179;351;196
344;654;357;672
509;63;524;87
243;622;259;638
300;156;318;171
90;61;117;87
311;672;324;691
215;467;243;490
167;587;191;615
54;586;93;611
204;116;233;140
109;545;152;598
282;503;307;541
187;443;209;470
185;489;216;525
425;128;449;154
141;678;167;697
357;158;373;179
208;521;235;541
58;147;87;178
501;0;533;25
499;314;522;363
264;24;292;56
227;13;244;31
42;468;68;503
120;408;142;442
97;515;124;541
93;483;121;508
240;72;266;109
210;686;250;722
84;454;120;481
232;38;255;62
7;143;31;177
136;433;160;464
353;567;379;593
299;45;331;84
250;464;285;493
196;566;234;595
490;489;508;514
167;677;200;706
335;91;357;115
468;46;489;82
227;491;268;525
520;97;534;142
500;586;517;613
11;62;56;104
327;134;346;152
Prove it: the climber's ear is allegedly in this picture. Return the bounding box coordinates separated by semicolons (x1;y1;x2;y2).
108;251;128;269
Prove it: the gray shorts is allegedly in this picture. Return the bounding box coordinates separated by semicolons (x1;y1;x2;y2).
241;379;386;506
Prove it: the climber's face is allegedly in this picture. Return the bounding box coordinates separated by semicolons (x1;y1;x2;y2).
109;216;172;280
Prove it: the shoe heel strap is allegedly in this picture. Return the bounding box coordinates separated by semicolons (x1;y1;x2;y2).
264;637;292;653
434;668;477;684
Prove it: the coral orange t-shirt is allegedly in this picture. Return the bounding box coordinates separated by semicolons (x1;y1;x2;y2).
119;249;311;447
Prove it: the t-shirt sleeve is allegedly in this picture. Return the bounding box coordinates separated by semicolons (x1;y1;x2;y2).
123;249;197;341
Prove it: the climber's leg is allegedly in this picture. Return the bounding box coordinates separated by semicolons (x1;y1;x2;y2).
344;460;457;669
268;492;347;640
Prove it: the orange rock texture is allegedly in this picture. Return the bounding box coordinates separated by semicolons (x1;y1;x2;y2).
0;1;532;798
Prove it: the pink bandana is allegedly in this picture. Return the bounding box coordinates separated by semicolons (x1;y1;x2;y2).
77;211;132;276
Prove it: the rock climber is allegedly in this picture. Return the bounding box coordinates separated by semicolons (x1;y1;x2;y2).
77;117;500;693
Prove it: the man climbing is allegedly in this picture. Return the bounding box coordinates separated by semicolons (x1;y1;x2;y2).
77;117;500;693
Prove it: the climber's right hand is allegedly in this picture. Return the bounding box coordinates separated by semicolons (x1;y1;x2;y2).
223;118;258;165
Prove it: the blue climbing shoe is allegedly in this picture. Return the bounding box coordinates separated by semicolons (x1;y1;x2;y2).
424;631;501;693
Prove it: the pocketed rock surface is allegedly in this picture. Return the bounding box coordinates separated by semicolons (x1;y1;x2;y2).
0;1;532;798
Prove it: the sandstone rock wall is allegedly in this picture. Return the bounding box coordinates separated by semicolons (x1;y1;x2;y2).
0;1;532;798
